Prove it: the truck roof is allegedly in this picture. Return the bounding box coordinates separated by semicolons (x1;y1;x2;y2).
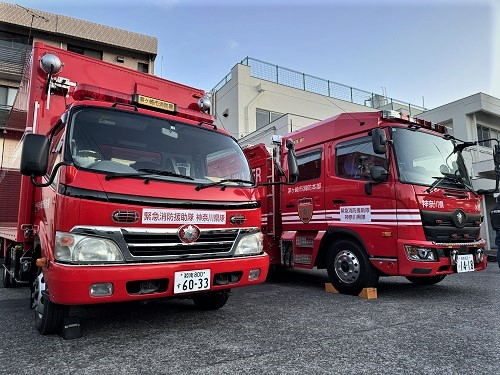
283;111;446;152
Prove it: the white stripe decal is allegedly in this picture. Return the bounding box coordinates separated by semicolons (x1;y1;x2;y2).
283;221;422;226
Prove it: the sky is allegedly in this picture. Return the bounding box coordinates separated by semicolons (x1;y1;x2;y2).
5;0;499;110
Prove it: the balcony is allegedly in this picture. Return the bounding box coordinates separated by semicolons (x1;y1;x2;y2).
0;41;30;81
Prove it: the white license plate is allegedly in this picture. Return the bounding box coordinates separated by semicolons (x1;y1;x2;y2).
456;254;474;273
174;269;211;294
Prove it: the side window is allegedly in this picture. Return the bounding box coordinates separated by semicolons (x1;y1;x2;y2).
46;124;66;181
336;136;386;181
297;149;322;182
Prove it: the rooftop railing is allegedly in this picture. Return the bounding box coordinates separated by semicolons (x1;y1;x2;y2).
211;57;426;116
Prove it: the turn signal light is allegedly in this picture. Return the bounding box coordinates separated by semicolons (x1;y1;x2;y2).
36;258;49;268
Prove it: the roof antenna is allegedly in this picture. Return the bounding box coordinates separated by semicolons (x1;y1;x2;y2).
17;4;49;45
322;95;365;126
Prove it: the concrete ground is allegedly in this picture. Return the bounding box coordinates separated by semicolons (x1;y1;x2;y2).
1;262;499;374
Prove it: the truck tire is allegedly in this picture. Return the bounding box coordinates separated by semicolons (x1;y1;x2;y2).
2;266;15;288
192;290;230;310
33;268;68;335
326;240;379;296
2;254;16;288
405;275;446;285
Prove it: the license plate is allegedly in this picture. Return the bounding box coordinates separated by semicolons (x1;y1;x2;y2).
174;269;211;294
456;254;474;273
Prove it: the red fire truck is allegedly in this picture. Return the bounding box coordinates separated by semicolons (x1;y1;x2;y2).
0;42;270;334
244;110;494;295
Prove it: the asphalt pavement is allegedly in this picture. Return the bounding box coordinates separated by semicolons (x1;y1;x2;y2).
1;263;499;374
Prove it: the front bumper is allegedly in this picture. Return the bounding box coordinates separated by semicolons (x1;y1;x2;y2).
43;254;269;305
371;240;487;276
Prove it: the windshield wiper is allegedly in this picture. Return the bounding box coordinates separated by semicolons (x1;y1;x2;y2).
105;171;152;182
426;175;459;193
104;169;194;183
425;173;471;194
137;168;194;180
195;178;254;191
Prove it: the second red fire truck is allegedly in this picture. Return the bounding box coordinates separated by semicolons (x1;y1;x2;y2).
245;110;493;295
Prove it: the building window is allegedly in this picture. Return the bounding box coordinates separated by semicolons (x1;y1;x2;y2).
477;124;499;148
296;149;322;182
138;62;149;73
0;86;17;110
256;108;283;129
67;44;103;60
336;136;387;181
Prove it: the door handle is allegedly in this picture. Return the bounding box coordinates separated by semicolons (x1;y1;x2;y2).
332;199;345;204
285;203;295;208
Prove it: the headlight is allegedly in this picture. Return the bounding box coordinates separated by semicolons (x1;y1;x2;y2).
55;232;124;263
234;232;263;256
404;245;436;262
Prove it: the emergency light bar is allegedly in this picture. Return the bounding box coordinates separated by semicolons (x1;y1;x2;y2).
73;83;131;104
381;110;447;134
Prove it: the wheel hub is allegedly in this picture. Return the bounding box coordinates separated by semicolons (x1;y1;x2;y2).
33;272;46;318
334;250;360;283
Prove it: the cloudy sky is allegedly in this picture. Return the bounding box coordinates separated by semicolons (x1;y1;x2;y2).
6;0;499;109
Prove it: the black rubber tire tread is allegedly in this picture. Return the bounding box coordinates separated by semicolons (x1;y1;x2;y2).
326;239;379;296
192;290;230;310
2;254;15;288
2;266;15;288
34;268;69;335
405;275;446;285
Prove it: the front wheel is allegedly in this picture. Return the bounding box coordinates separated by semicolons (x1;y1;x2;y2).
326;240;379;296
33;268;69;335
192;290;230;310
405;275;446;285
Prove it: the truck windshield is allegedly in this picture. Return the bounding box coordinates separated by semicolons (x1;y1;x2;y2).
392;127;471;189
67;107;253;184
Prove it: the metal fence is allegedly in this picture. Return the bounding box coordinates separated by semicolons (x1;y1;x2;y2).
211;57;426;115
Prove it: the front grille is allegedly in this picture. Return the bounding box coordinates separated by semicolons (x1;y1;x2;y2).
420;210;481;243
123;229;239;257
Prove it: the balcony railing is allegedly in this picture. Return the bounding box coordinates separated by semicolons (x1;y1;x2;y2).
0;42;31;78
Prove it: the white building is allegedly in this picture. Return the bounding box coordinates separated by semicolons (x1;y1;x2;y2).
211;59;499;255
211;58;425;147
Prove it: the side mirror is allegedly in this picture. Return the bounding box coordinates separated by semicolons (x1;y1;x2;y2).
20;134;50;176
285;139;298;184
494;144;500;168
372;128;387;155
370;165;388;182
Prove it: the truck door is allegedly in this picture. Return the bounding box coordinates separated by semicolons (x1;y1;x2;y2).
281;147;325;266
325;134;398;262
282;147;325;229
